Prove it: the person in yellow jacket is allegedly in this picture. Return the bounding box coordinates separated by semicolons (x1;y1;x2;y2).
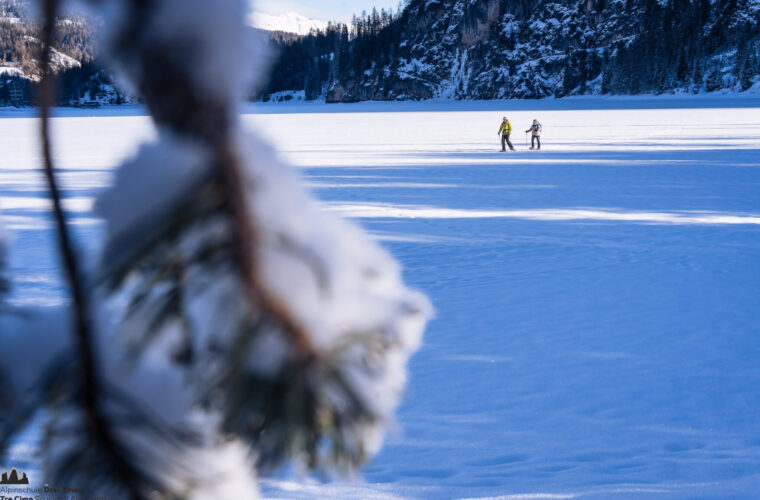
498;116;515;152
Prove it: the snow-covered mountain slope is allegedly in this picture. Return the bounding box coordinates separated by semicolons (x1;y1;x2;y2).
49;45;81;72
249;11;328;35
0;0;96;81
0;43;79;81
317;0;760;102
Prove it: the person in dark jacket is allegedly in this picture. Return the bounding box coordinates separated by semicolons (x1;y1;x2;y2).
526;119;542;150
498;117;515;152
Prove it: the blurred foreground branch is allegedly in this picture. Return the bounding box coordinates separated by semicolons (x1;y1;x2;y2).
1;1;431;497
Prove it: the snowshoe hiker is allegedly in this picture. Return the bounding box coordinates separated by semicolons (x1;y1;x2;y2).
498;117;515;152
526;119;542;150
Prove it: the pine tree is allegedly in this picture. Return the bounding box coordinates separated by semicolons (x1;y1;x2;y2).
737;42;755;90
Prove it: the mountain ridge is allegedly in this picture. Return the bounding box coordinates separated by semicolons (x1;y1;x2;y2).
263;0;760;102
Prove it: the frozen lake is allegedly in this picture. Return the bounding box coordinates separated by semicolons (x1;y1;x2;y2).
2;96;760;499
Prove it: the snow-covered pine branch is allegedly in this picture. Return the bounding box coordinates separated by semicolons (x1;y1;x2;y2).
93;0;431;473
2;0;430;497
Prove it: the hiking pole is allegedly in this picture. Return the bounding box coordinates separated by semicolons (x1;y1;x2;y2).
525;132;528;148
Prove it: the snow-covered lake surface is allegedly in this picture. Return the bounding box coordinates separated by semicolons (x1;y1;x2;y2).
2;96;760;499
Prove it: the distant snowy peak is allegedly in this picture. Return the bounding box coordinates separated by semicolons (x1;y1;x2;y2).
249;11;328;36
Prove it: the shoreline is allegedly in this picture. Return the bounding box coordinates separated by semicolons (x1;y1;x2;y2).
1;92;760;119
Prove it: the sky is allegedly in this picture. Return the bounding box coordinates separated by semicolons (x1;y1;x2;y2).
253;0;401;23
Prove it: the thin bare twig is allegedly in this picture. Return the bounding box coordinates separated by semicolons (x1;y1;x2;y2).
39;1;142;497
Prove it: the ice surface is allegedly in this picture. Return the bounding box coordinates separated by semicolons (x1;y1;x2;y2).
1;95;760;498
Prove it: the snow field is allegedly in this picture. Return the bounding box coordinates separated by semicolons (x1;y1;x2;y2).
251;99;760;499
1;96;760;498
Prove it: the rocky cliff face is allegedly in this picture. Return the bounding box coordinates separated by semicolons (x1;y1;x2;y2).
324;0;760;102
